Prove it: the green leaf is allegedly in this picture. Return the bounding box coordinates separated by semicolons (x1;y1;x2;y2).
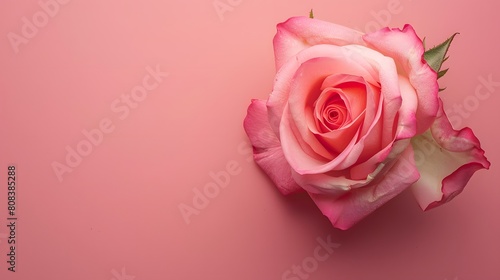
423;33;459;74
309;9;314;19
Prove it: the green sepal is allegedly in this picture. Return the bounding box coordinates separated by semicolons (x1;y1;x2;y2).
437;68;449;79
423;33;459;77
309;9;314;19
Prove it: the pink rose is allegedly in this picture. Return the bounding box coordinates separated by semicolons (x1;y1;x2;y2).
243;16;490;230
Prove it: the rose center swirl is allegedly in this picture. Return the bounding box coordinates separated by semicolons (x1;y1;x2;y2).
314;87;352;132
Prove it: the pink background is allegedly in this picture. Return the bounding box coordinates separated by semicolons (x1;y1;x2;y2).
1;0;499;279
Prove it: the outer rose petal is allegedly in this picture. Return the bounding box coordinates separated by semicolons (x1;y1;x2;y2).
291;161;387;197
363;24;439;134
243;99;303;195
410;99;490;210
273;16;364;70
309;146;420;230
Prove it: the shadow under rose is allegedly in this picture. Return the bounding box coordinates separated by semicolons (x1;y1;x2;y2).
274;180;448;246
243;147;474;279
273;187;433;279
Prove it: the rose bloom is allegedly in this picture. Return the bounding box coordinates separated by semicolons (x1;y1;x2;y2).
243;16;490;230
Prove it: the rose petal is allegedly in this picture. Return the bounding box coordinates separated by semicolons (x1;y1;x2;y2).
350;138;410;180
348;75;419;180
363;25;439;134
276;44;404;173
273;16;364;70
268;44;379;141
410;100;490;210
395;75;418;139
334;45;405;147
357;80;381;138
280;102;361;174
243;99;303;195
309;145;420;230
345;81;384;171
281;44;409;176
288;57;351;159
291;162;387;197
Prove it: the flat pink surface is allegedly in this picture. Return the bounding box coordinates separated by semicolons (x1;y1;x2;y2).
1;0;499;279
